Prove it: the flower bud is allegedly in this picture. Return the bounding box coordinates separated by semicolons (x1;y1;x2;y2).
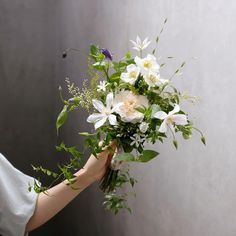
101;48;113;61
139;122;149;133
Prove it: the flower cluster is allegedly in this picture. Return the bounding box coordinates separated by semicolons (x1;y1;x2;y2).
87;36;188;151
34;30;205;215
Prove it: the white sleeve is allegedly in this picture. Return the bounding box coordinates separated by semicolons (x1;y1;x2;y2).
0;153;39;236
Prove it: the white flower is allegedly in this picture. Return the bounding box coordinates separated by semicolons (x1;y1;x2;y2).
144;71;169;88
135;54;160;76
139;122;149;133
130;134;146;147
121;64;140;85
130;36;151;51
97;81;108;92
153;104;188;133
87;93;122;129
113;90;149;123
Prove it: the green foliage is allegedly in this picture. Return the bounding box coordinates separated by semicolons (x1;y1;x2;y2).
56;142;83;159
102;167;137;214
32;165;59;178
116;153;135;162
138;150;159;162
103;192;131;215
56;105;68;133
115;150;159;163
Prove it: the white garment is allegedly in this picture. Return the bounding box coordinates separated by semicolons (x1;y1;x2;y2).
0;153;38;236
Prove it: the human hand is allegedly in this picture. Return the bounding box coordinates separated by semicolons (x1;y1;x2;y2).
79;142;117;183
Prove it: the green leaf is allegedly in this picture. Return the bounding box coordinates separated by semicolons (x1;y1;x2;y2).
56;142;83;159
125;52;132;60
115;153;135;162
32;165;59;178
56;105;68;134
138;150;159;162
109;72;121;82
90;44;100;60
151;104;161;117
135;106;146;114
116;150;159;163
79;132;96;136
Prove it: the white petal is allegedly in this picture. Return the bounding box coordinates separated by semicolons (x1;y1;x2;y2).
108;114;117;125
153;111;167;120
111;102;123;113
173;114;188;125
133;46;141;51
130;140;136;146
106;93;113;109
130;40;137;46
94;117;107;129
169;104;180;115
143;37;148;44
144;38;151;47
134;56;142;66
136;36;141;44
168;124;175;133
121;73;136;84
147;54;156;61
121;72;128;81
160;78;169;84
92;99;105;113
87;113;105;123
152;64;160;72
127;64;137;72
159;119;168;133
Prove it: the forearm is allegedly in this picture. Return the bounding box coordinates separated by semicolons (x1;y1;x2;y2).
26;169;95;232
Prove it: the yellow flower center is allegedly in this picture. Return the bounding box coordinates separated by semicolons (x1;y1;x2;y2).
149;74;157;83
129;71;137;79
125;99;136;112
167;116;174;125
102;108;110;115
143;60;152;69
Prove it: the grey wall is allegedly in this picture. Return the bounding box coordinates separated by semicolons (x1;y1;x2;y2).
1;0;236;236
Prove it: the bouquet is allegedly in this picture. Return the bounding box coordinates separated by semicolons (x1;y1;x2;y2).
32;20;205;214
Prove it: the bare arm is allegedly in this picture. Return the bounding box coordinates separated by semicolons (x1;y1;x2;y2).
26;143;115;232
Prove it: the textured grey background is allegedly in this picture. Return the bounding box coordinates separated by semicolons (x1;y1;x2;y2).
0;0;236;235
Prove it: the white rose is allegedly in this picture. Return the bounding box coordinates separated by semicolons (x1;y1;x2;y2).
113;90;149;123
139;122;149;133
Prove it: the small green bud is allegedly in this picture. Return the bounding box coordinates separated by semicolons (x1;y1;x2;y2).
201;136;206;145
173;139;178;149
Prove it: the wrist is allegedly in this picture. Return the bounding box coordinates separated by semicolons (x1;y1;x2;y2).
75;168;96;186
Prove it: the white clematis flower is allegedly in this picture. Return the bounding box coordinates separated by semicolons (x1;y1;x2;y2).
121;64;140;85
87;93;122;129
130;36;151;51
144;71;169;88
135;54;160;76
113;90;149;123
153;104;188;133
97;81;108;92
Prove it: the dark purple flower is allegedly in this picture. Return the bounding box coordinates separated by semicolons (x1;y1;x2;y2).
101;48;113;61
